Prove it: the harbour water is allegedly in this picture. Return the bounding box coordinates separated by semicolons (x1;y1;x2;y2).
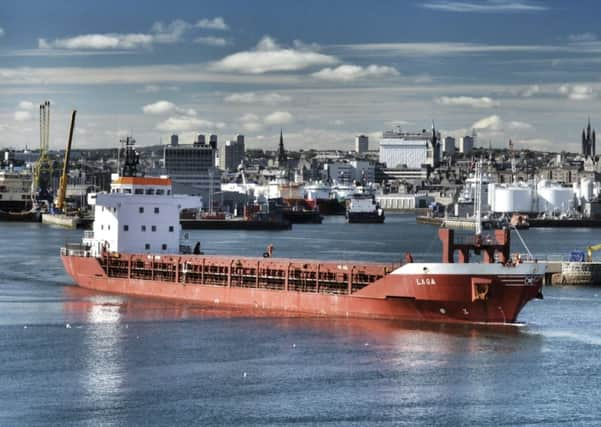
2;215;601;425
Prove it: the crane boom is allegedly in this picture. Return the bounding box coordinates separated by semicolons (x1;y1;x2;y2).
56;110;77;212
586;243;601;262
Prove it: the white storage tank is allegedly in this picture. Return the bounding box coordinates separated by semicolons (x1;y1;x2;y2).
537;181;574;213
492;184;533;213
581;178;594;201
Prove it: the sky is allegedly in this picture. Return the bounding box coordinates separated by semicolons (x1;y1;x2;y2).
0;0;600;153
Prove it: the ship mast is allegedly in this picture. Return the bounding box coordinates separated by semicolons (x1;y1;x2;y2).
473;160;482;236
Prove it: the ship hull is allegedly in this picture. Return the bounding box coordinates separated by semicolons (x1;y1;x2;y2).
61;254;542;325
346;212;385;223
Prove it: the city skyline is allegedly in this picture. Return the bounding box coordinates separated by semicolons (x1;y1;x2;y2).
1;0;600;152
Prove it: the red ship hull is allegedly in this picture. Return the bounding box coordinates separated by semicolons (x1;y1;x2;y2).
61;253;543;324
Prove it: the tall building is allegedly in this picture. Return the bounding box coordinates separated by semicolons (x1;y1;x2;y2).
170;134;179;146
582;119;596;159
442;136;455;155
209;134;218;150
163;140;219;201
459;134;475;154
221;138;245;172
378;126;440;169
355;135;369;154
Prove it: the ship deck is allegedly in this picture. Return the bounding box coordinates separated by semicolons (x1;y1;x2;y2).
97;252;400;296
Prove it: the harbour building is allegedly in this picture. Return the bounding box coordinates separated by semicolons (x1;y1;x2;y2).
221;135;245;172
378;126;441;169
163;136;220;202
355;135;369;154
459;133;475;154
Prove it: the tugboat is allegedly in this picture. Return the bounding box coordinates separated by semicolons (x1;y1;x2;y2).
345;193;385;223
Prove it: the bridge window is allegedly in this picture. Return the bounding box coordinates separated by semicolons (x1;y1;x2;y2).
145;243;150;250
141;225;146;232
156;189;164;195
161;244;167;250
134;189;144;195
146;189;154;195
123;225;129;231
124;189;131;194
169;225;174;232
154;207;159;214
151;225;156;232
139;207;144;213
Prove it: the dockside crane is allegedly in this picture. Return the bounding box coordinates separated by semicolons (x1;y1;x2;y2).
33;100;53;202
55;110;77;212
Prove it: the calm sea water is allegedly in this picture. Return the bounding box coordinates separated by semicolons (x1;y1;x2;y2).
1;215;601;426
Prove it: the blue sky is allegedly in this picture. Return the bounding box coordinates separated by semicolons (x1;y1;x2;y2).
1;0;600;152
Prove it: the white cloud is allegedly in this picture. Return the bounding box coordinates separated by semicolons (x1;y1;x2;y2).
0;64;303;86
264;111;293;125
568;33;598;43
472;115;533;132
37;18;212;51
312;64;399;82
507;120;533;130
39;33;154;50
157;116;225;132
143;100;177;114
143;100;196;116
238;111;294;131
421;1;547;13
17;101;36;110
334;42;567;57
520;84;540;97
224;92;291;104
150;20;191;44
14;111;32;121
194;36;229;47
473;115;503;131
558;84;594;100
137;84;180;93
195;17;229;31
211;36;337;74
436;96;499;108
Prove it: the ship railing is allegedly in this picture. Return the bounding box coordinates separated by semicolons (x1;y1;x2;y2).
61;243;92;258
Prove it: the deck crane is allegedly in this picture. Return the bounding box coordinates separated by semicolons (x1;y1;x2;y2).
55;110;77;212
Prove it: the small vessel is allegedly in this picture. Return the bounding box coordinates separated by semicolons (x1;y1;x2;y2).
60;141;544;325
346;193;385;223
0;169;41;221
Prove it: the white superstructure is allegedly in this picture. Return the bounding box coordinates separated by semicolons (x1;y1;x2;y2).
84;175;201;257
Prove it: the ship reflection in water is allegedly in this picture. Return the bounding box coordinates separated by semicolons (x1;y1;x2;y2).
77;293;125;409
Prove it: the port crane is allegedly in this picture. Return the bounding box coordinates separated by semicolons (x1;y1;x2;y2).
55;110;77;212
33;101;53;202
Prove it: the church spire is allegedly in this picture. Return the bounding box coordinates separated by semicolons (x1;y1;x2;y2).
277;129;287;166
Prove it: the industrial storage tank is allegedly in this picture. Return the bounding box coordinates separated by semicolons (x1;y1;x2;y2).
537;181;574;213
491;184;533;213
581;178;594;201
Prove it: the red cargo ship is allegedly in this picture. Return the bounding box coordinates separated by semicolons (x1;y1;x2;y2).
60;140;543;324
